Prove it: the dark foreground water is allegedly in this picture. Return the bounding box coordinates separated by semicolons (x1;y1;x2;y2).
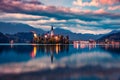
0;44;120;80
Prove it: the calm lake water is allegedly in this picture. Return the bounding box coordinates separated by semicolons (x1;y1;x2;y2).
0;44;120;80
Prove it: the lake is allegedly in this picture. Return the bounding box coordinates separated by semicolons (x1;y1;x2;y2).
0;44;120;80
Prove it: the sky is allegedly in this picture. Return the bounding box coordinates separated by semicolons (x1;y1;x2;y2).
0;0;120;34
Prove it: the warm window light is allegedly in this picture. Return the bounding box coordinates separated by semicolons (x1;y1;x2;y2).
34;33;37;38
55;36;58;40
45;35;47;38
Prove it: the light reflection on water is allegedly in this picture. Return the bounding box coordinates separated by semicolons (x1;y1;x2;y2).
0;44;120;80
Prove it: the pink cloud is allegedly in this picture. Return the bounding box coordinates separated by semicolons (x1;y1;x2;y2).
73;0;120;7
0;0;117;15
100;0;120;5
0;0;91;14
108;5;120;10
73;0;99;7
0;0;120;21
94;9;107;14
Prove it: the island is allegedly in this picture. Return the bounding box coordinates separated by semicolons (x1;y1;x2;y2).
32;26;69;44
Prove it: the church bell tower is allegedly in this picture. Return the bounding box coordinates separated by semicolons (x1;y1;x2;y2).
50;26;54;36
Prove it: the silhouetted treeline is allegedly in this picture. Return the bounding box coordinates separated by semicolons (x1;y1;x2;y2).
0;32;34;43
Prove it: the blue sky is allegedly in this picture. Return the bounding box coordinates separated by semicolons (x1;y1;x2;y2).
40;0;74;7
0;0;120;34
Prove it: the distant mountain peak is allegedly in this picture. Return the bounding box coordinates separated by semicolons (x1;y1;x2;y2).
109;30;120;34
0;22;104;40
97;30;120;41
0;22;45;34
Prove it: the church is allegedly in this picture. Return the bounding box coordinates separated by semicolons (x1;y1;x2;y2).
33;26;69;44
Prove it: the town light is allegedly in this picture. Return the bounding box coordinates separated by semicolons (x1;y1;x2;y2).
45;35;47;38
34;33;37;38
55;36;58;40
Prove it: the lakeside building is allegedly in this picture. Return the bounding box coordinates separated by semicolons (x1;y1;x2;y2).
33;26;69;44
97;39;120;45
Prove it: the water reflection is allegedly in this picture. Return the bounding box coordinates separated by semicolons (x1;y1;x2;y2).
32;44;69;63
99;44;120;54
0;44;69;63
30;45;37;58
0;44;120;59
0;44;120;80
38;44;69;54
73;42;96;50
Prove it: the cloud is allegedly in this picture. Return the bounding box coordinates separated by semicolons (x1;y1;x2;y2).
68;19;98;25
0;0;119;21
94;8;106;14
62;26;111;34
99;0;120;5
0;12;119;34
73;0;120;7
73;0;99;7
108;5;120;10
0;13;44;20
0;0;120;34
21;18;66;24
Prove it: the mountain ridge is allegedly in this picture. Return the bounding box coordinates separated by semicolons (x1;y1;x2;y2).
97;31;120;42
0;22;105;40
0;22;45;34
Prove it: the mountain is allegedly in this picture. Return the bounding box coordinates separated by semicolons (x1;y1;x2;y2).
97;31;120;42
6;32;34;43
108;30;120;35
0;32;34;43
0;22;103;41
0;32;9;43
0;22;45;34
54;28;103;40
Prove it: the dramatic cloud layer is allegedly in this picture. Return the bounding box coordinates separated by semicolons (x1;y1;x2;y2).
73;0;120;6
0;0;120;34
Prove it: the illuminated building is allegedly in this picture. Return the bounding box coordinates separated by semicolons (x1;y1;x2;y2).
33;26;69;44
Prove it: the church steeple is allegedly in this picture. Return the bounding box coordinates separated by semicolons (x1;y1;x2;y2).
51;26;53;31
50;26;54;36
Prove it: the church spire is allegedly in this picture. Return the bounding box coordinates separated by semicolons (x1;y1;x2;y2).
51;26;53;31
50;26;54;36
